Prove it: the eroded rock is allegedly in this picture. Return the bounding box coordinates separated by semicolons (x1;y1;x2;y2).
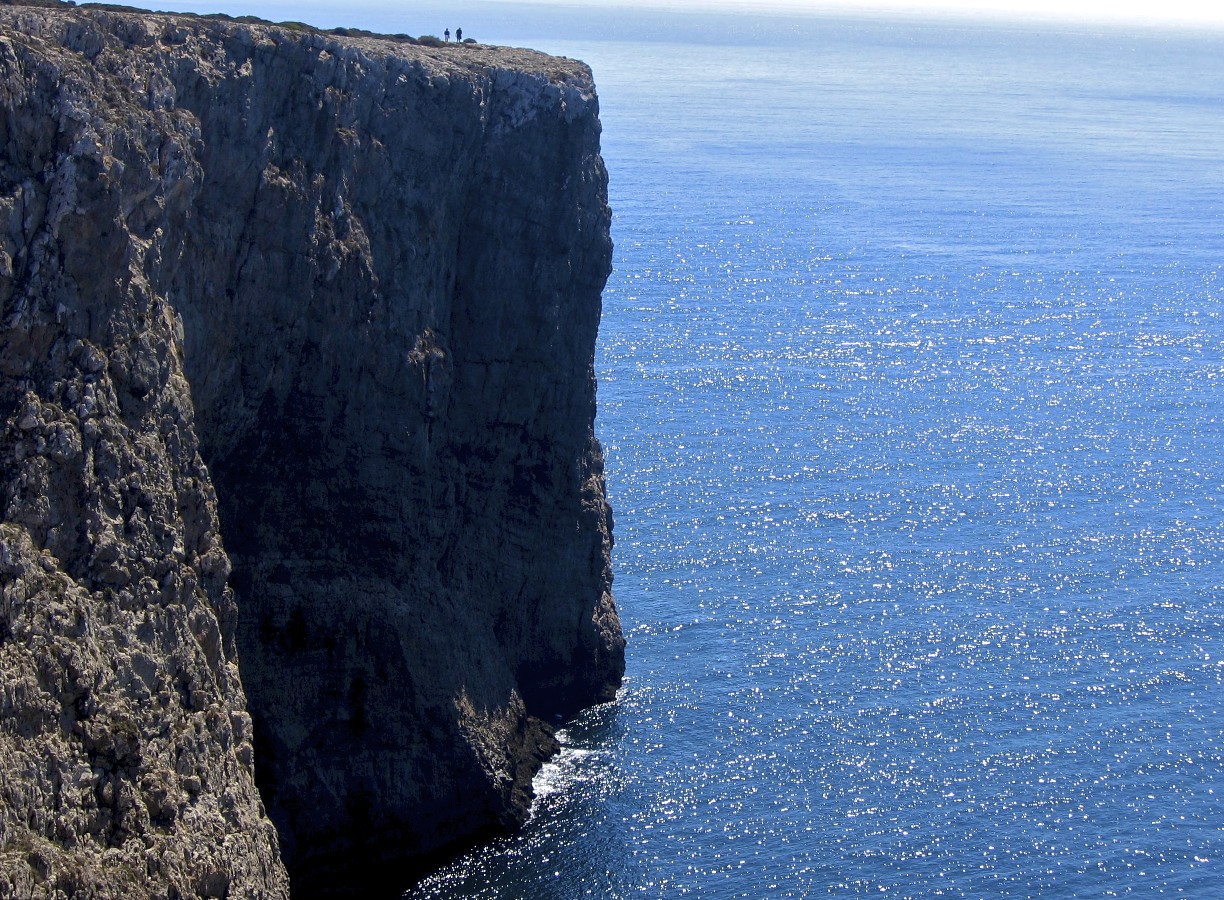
1;2;623;897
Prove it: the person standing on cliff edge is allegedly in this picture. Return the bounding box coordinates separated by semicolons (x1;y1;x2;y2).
456;27;462;41
444;28;450;41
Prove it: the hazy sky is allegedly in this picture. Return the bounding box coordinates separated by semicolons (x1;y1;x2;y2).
112;0;1224;32
496;0;1224;28
790;0;1222;26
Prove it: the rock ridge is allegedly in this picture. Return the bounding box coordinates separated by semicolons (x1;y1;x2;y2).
0;3;624;897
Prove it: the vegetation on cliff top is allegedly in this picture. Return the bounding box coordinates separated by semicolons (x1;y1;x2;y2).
0;0;479;46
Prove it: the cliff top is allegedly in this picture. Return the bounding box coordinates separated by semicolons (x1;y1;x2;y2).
0;0;596;86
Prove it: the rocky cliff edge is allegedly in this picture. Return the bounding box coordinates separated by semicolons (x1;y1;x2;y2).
0;3;624;896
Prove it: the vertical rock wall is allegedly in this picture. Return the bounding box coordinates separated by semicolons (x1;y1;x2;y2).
1;5;623;897
0;7;289;897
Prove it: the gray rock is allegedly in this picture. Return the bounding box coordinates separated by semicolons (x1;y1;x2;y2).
1;3;623;898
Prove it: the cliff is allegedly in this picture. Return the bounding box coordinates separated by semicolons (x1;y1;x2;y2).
0;3;624;897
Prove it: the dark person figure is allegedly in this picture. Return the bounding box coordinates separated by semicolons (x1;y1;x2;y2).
456;27;462;41
444;28;450;41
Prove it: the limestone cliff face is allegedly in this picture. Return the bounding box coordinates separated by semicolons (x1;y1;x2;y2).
0;4;623;897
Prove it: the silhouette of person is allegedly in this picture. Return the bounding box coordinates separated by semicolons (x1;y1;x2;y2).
456;27;462;42
444;28;450;41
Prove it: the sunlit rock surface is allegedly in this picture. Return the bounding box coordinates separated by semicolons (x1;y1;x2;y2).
1;3;623;895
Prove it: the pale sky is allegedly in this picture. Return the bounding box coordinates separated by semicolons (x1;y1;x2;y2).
111;0;1224;34
781;0;1223;26
512;0;1224;29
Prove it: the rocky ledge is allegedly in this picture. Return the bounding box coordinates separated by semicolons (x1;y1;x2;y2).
0;3;624;897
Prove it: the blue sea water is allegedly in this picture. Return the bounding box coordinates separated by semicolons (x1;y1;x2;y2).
122;1;1224;895
406;8;1224;898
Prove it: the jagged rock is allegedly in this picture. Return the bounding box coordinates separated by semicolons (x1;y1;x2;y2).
1;3;623;898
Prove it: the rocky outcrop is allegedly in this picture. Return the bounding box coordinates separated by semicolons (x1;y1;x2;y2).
0;3;623;897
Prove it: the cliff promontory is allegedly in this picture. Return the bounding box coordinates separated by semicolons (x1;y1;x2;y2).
0;3;624;896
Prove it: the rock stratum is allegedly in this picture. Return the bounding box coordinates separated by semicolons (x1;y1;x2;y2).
0;3;624;896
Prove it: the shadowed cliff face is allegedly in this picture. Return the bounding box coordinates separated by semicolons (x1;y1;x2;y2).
0;5;623;897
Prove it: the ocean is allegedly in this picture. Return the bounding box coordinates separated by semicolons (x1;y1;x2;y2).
408;7;1224;898
126;2;1224;895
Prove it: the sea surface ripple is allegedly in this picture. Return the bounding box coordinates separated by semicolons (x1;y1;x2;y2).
413;9;1224;898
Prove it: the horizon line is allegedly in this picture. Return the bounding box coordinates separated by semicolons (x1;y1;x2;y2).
474;0;1224;31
